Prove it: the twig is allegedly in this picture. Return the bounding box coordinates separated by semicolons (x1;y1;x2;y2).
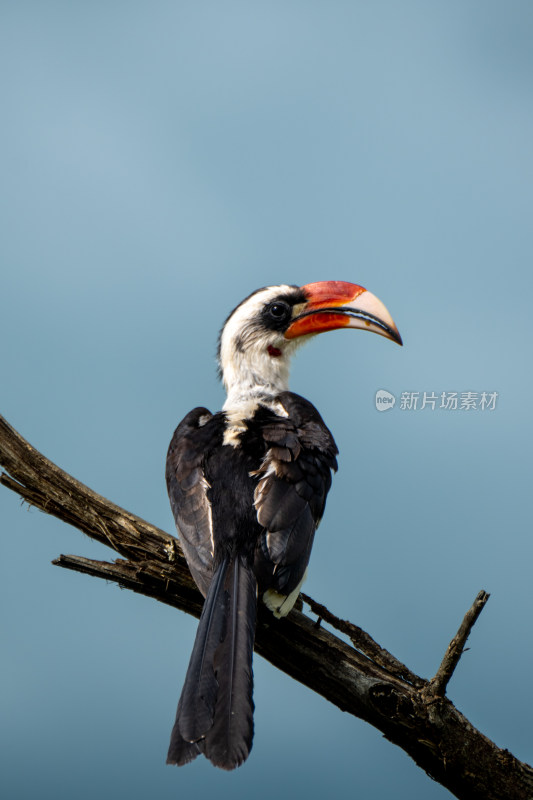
52;554;204;616
423;590;490;700
301;593;426;689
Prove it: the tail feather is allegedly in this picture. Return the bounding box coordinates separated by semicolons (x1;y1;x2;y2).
204;557;257;769
167;560;229;765
167;556;257;770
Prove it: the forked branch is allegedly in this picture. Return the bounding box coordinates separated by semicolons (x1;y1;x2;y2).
1;414;532;800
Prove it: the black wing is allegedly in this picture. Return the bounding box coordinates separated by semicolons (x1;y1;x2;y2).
166;407;222;597
252;392;338;598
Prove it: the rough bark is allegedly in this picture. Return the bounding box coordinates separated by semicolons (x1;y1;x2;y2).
1;413;532;799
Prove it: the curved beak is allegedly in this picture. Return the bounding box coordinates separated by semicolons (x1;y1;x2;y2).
284;280;402;345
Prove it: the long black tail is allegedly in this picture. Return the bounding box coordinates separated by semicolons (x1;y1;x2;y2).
167;556;257;770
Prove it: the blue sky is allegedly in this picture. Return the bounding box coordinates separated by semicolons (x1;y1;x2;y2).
1;2;532;798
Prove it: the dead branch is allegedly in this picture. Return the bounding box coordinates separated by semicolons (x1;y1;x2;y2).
1;413;532;800
422;590;491;701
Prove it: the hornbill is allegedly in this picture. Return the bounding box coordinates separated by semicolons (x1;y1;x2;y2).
166;281;402;770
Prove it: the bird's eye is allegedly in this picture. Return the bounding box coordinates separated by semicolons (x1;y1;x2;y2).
267;302;290;320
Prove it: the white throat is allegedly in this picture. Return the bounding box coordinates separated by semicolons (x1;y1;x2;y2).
221;349;291;411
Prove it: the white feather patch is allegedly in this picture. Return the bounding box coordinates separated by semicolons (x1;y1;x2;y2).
262;569;308;618
199;475;215;558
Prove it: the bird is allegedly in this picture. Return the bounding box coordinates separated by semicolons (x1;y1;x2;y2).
165;280;402;770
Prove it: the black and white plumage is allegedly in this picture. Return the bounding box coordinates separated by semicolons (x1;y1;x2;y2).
166;281;402;770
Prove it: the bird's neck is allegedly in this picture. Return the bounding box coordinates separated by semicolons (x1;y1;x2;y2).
222;351;290;413
221;368;290;447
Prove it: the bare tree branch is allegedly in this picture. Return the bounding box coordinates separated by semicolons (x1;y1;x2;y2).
423;590;491;701
301;592;426;689
1;413;532;800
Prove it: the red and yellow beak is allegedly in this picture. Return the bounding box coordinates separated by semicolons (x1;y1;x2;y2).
284;281;402;345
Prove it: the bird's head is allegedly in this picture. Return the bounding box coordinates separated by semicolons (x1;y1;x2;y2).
218;281;402;408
